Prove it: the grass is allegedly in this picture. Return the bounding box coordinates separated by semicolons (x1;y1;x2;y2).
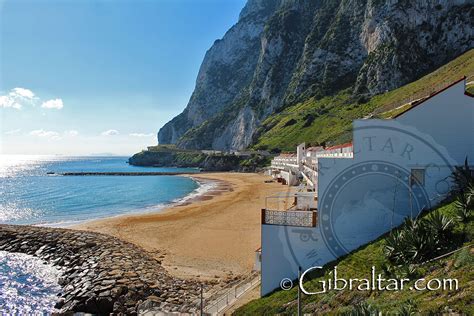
234;201;473;315
466;82;474;95
252;49;474;152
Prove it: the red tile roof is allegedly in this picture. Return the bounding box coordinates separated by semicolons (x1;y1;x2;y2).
324;142;353;151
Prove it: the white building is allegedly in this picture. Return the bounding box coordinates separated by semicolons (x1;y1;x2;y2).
269;142;353;190
270;153;300;185
260;77;474;295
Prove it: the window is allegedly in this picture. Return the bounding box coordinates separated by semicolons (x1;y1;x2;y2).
410;169;425;186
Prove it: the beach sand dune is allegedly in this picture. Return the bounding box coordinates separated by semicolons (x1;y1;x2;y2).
73;172;293;282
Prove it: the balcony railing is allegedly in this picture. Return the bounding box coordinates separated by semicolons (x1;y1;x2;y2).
261;209;316;227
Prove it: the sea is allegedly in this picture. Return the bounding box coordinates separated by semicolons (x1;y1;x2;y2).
0;155;206;313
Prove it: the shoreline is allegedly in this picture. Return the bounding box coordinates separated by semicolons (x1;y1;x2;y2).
72;172;292;281
171;174;228;207
40;173;218;229
0;170;291;313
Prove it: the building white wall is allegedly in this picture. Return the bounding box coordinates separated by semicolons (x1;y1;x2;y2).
261;224;336;295
260;79;474;296
280;170;299;186
395;80;474;164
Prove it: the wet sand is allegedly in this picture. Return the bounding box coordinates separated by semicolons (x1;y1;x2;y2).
73;172;293;282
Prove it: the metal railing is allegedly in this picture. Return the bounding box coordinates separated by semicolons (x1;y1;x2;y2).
203;273;261;315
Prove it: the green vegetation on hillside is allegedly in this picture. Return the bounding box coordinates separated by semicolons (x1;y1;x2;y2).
252;49;474;152
145;144;200;153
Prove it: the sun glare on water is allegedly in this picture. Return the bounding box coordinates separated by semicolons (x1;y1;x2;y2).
0;155;56;177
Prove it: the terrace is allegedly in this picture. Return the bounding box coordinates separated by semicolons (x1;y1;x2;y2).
261;192;317;228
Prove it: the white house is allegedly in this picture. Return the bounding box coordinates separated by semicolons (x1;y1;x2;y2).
260;77;474;295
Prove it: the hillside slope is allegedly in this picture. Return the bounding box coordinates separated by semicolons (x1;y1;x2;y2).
158;0;473;151
253;49;474;151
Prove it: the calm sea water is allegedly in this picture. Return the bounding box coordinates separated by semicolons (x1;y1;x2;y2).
0;155;202;312
0;155;201;225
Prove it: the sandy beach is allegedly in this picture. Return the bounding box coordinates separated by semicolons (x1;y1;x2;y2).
73;172;293;282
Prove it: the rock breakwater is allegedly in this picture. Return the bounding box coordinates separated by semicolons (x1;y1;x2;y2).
0;225;203;315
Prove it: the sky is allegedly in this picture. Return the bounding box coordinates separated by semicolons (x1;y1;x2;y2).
0;0;247;155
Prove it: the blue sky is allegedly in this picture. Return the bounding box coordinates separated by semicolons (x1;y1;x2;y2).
0;0;246;155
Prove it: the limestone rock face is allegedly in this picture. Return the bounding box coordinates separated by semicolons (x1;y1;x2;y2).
158;0;473;150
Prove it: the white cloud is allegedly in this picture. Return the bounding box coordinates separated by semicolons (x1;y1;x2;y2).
4;128;21;135
0;95;15;108
101;129;119;136
29;129;79;140
12;88;35;99
129;132;155;137
41;98;63;110
0;87;36;109
64;130;79;137
29;129;61;140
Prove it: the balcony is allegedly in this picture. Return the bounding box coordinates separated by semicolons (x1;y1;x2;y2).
261;209;316;227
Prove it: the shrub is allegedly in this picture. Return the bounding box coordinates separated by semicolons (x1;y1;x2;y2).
384;214;454;265
396;300;418;316
453;183;473;223
340;302;380;316
425;210;454;238
283;118;297;127
454;193;471;222
453;247;474;268
303;114;316;127
451;158;474;195
382;262;421;280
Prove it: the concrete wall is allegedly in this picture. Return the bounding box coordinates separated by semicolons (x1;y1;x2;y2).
280;170;299;186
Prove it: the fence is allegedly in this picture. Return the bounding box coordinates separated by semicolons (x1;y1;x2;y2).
203;272;260;315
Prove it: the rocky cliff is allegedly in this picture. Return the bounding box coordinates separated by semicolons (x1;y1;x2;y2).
158;0;473;150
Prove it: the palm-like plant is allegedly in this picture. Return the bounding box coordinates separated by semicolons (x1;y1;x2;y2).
455;194;468;222
384;216;445;264
451;158;474;194
341;302;380;316
396;300;418;316
426;210;453;238
403;224;435;263
384;230;406;263
466;182;474;205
